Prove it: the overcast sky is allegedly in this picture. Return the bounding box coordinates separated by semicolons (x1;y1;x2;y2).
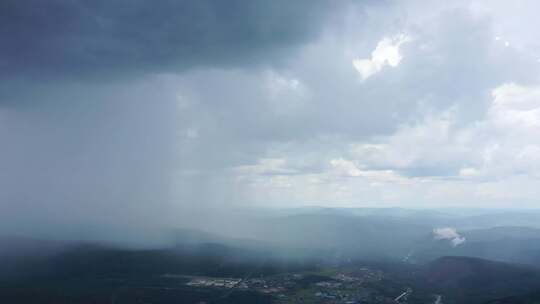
1;0;540;239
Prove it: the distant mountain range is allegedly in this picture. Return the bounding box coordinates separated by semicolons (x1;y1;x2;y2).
425;256;540;304
3;208;540;303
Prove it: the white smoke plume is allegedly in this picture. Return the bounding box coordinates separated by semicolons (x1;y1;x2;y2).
433;227;466;247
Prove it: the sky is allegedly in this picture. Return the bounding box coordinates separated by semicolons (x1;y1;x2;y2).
1;0;540;239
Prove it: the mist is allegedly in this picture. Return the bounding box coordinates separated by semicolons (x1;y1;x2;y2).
2;3;540;303
0;0;343;243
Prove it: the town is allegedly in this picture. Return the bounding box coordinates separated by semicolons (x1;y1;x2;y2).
179;266;419;304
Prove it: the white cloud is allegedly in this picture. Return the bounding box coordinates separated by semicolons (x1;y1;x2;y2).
490;83;540;128
230;82;540;206
172;2;540;208
355;83;540;176
433;227;466;247
352;34;411;80
329;158;407;184
330;158;362;177
338;82;540;203
459;167;480;178
350;110;469;171
234;158;296;176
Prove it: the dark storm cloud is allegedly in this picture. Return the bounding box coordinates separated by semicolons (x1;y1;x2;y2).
0;0;342;80
0;0;358;243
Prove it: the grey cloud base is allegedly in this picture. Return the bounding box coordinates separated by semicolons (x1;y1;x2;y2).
0;0;340;80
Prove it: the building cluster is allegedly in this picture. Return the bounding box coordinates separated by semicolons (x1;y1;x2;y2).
184;267;404;304
186;277;241;288
308;272;388;304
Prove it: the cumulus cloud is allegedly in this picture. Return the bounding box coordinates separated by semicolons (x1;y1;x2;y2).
197;5;540;206
362;83;540;173
433;227;466;247
490;83;540;128
352;34;411;80
329;158;406;184
337;81;540;203
330;158;363;177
